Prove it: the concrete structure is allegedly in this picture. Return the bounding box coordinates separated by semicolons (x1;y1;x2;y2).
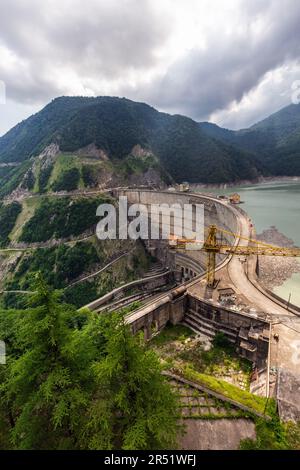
90;188;300;421
126;286;187;341
185;295;269;366
114;188;239;282
124;285;269;365
85;269;172;312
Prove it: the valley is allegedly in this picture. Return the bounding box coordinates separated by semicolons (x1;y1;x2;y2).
0;96;300;451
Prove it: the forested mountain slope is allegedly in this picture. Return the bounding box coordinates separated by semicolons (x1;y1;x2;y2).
199;103;300;176
0;96;259;185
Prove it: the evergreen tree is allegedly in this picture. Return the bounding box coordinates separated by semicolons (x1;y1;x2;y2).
87;313;181;450
0;274;96;449
0;276;181;450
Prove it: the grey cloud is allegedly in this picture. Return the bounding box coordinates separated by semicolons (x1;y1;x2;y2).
142;0;300;123
214;62;300;130
1;0;300;131
0;0;171;103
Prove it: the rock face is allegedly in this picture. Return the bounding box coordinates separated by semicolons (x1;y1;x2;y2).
38;143;60;160
257;226;300;290
4;144;60;202
0;252;23;287
131;144;152;158
76;143;109;161
257;226;295;247
180;419;256;450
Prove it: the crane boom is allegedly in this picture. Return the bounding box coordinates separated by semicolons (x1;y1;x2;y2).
218;245;300;257
169;224;300;287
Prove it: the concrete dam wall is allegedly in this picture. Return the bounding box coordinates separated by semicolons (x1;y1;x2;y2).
115;189;239;280
113;189;269;367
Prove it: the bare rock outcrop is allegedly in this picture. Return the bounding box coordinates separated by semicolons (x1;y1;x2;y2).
257;226;300;289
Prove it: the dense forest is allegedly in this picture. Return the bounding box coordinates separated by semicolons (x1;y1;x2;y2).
199;103;300;176
0;96;260;184
0;277;180;449
0;202;22;247
4;242;99;297
20;196;110;243
1;97;300;186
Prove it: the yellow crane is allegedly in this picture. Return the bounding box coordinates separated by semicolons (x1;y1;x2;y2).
169;224;300;288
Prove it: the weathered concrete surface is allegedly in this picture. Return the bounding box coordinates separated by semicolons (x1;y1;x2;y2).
225;208;296;316
185;293;269;366
116;188;238;280
119;189;297;316
85;270;171;311
277;369;300;422
126;286;187;340
270;318;300;421
180;419;256;450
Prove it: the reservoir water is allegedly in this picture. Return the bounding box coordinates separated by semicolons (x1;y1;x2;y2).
196;180;300;307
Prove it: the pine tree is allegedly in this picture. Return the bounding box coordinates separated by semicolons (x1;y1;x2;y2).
0;276;181;450
88;313;181;450
0;274;95;449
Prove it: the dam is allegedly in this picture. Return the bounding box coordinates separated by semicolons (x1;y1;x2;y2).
87;188;300;422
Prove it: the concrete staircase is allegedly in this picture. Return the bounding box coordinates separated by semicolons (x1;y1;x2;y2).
143;262;166;278
113;290;124;301
183;308;237;343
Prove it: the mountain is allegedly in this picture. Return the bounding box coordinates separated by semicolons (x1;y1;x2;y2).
199;103;300;176
1;97;300;311
198;122;236;142
2;96;300;193
0;96;259;188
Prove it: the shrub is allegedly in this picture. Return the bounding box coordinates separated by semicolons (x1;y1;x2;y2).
52;167;80;192
20;196;109;242
0;201;22;247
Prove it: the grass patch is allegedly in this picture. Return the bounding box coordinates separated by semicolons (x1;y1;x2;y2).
150;324;194;347
9;197;41;242
181;366;272;417
50;155;81;191
151;329;251;390
240;406;300;450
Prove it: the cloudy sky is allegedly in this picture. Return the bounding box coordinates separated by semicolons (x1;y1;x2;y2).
0;0;300;135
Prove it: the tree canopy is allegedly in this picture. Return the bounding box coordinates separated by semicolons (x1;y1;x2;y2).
0;275;180;450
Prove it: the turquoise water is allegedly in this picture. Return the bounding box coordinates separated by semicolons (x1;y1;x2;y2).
197;180;300;306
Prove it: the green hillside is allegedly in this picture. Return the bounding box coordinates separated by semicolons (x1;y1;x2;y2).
2;97;300;189
0;192;150;309
0;96;258;185
199;103;300;176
